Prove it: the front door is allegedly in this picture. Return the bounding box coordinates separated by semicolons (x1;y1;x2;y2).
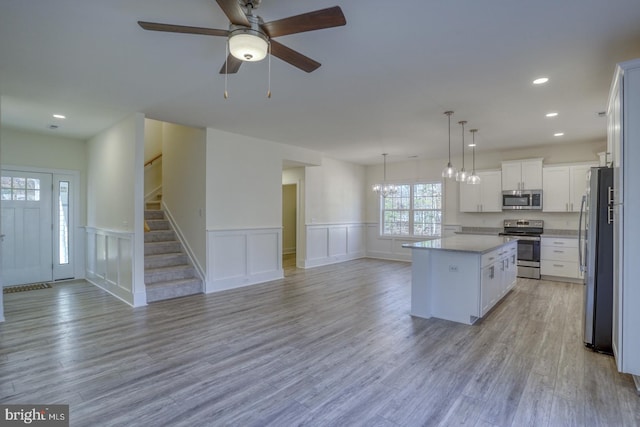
1;171;53;286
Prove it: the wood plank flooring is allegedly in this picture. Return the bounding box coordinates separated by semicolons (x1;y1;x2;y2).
1;258;639;426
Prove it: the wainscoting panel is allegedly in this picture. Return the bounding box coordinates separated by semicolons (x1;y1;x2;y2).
365;223;427;262
328;227;348;257
85;227;144;306
306;227;328;261
207;228;283;293
303;223;366;268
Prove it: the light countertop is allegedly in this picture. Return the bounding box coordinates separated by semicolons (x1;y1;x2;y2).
403;235;517;254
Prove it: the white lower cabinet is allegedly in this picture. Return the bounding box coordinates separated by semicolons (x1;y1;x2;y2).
540;237;582;280
481;241;517;316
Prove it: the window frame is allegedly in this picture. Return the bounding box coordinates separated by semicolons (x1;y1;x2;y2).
379;181;443;238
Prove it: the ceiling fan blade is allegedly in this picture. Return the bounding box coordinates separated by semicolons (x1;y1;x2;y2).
219;54;243;74
270;40;320;73
138;21;228;37
261;6;346;38
215;0;250;26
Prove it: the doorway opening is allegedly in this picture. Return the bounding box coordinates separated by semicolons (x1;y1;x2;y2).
282;183;297;275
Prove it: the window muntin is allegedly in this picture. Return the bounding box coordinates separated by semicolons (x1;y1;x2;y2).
1;176;41;201
381;182;442;237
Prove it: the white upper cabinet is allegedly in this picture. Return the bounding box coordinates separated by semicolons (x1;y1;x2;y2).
459;170;502;213
501;159;543;190
542;163;596;212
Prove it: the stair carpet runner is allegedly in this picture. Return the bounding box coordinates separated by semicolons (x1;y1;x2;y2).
144;201;202;302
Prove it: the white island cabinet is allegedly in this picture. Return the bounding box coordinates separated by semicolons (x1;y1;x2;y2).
404;236;517;325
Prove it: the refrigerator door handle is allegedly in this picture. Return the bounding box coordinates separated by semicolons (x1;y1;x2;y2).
607;186;614;224
578;194;586;273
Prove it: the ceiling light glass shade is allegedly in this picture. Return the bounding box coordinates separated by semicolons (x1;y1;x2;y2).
442;163;456;178
229;30;268;62
456;168;468;182
466;173;481;185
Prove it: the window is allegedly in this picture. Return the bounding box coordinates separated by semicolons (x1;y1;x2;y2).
381;182;442;237
1;176;41;201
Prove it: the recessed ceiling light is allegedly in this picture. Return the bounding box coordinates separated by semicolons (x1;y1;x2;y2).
468;143;476;147
546;112;558;117
554;132;564;137
53;114;66;119
533;77;549;85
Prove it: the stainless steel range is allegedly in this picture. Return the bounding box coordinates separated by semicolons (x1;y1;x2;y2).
499;219;543;279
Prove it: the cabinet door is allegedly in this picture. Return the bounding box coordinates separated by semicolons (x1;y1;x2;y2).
543;166;570;212
501;162;522;190
459;181;481;212
521;159;543;189
569;164;593;212
481;264;496;316
479;171;502;212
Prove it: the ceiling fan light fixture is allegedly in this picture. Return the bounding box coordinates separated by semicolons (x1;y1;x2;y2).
229;28;268;62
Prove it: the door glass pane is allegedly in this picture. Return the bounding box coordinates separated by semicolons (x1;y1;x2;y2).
58;181;70;265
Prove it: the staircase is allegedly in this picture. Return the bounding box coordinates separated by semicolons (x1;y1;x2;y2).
144;202;203;303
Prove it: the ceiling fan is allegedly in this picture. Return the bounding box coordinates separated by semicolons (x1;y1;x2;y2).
138;0;346;74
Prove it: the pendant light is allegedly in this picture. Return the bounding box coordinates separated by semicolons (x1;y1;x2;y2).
441;111;457;178
372;153;398;197
456;120;468;182
467;129;481;185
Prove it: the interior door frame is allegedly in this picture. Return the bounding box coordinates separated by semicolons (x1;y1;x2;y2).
1;164;81;283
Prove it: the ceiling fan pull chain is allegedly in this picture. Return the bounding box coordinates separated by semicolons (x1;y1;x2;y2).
224;39;229;99
267;41;272;98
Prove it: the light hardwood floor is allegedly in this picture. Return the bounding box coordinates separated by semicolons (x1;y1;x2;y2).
1;258;639;426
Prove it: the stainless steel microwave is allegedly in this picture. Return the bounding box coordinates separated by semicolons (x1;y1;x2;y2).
502;190;542;210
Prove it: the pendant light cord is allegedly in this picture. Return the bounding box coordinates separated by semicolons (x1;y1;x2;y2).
459;121;466;170
448;113;452;163
267;41;272;98
224;40;229;99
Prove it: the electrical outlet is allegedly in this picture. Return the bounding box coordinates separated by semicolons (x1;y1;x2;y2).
449;265;459;272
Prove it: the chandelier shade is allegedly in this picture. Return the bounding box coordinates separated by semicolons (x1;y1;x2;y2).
372;153;398;198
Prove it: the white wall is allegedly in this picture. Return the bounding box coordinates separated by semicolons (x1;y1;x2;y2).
303;157;367;267
1;127;87;225
86;113;145;306
144;119;163;198
205;128;322;291
162;122;206;273
305;157;366;224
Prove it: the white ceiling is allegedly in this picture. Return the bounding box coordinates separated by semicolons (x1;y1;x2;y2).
2;0;640;165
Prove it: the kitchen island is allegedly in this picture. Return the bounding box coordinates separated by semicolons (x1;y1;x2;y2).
403;235;517;325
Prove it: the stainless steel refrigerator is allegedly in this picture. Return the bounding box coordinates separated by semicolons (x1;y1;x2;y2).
579;167;614;354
